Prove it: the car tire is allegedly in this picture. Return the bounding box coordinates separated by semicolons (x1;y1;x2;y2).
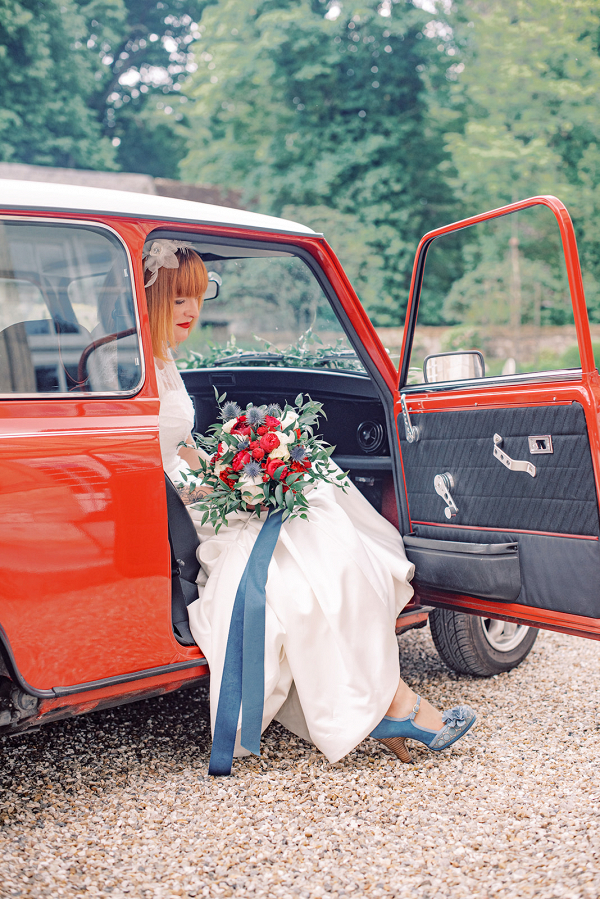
429;608;538;677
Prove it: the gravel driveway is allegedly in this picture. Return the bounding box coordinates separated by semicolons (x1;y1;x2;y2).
1;625;599;899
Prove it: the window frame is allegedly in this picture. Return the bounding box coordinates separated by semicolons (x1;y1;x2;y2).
0;215;144;400
144;228;371;378
398;197;594;394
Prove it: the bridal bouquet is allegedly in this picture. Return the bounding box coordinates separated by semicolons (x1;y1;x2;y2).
184;392;347;531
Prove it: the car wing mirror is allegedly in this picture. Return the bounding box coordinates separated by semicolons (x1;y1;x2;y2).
204;271;222;301
423;351;485;383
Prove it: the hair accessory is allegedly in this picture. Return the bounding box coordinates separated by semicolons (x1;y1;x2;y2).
142;239;193;287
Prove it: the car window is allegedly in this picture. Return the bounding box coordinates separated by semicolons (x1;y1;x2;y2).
0;221;141;395
176;246;366;374
406;205;581;386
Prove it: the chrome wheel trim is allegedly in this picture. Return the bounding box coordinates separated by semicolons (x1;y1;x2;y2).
480;619;531;653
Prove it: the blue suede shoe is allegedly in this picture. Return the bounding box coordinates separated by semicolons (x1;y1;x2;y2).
370;696;476;763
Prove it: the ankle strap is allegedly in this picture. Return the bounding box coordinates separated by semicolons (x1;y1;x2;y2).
409;695;421;721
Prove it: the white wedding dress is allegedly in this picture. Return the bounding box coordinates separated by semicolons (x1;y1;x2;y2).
156;356;415;763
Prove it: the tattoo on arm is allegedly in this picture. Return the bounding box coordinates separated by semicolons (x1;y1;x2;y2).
177;484;213;506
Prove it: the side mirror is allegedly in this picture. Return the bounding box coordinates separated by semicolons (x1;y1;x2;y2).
203;271;222;301
423;351;485;384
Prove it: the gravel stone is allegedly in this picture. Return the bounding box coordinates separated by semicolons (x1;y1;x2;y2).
1;625;599;898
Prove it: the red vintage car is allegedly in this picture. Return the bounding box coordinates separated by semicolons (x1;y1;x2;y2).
0;183;597;735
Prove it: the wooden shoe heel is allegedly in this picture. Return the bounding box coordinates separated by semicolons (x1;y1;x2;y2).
377;736;413;763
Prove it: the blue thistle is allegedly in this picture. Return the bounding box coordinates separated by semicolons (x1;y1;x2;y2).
265;403;282;418
234;436;250;451
220;401;241;422
245;405;265;427
243;460;262;479
290;444;307;462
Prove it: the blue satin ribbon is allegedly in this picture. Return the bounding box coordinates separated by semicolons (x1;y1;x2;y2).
208;509;284;776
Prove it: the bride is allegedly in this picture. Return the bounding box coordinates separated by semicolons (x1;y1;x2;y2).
145;239;476;770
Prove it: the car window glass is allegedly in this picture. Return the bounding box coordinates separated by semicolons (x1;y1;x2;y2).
177;249;366;374
0;278;50;330
407;205;580;386
0;221;141;395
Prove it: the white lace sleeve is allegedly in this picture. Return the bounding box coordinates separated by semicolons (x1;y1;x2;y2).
155;356;196;485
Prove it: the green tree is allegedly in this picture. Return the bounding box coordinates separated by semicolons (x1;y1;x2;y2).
182;0;462;325
0;0;211;175
0;0;115;168
75;0;215;176
443;0;600;317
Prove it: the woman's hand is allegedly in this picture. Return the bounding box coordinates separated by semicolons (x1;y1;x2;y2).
177;436;211;471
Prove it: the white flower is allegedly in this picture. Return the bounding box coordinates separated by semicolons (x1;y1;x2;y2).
281;410;299;430
268;444;290;462
142;239;193;287
214;460;228;477
221;419;236;434
239;475;264;503
267;429;294;461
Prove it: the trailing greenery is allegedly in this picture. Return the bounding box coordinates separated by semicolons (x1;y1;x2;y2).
177;329;366;373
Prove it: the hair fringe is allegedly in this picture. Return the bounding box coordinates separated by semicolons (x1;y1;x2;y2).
144;249;208;360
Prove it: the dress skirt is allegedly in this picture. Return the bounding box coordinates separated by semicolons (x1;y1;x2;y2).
186;473;415;763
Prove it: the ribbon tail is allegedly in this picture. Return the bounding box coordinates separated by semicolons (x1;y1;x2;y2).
240;509;284;755
208;508;284;775
208;567;247;776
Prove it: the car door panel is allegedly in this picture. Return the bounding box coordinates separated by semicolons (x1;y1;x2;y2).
399;403;598;534
394;197;600;635
0;402;178;690
399;401;600;617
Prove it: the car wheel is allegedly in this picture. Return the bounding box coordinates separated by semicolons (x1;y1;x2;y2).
429;608;538;677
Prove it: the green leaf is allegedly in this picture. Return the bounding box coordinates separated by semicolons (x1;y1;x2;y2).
295;394;303;407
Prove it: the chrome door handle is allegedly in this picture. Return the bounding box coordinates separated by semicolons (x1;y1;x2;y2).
434;472;458;519
493;434;536;477
400;394;419;443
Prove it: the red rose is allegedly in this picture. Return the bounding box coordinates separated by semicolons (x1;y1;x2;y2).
252;447;265;461
260;432;280;453
262;474;270;482
264;415;281;429
279;466;290;479
265;458;285;479
303;458;312;469
295;428;302;438
256;426;268;436
291;461;304;473
219;468;235;489
232;451;251;472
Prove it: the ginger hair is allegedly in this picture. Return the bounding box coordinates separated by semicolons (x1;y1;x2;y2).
144;249;208;361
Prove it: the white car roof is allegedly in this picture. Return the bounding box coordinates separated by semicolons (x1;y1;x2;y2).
0;179;316;236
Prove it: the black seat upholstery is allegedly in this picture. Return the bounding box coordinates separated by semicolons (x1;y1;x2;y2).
165;475;201;646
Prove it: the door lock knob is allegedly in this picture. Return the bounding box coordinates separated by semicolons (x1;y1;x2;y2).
434;472;458;519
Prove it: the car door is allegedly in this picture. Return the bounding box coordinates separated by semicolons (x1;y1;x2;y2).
0;216;183;694
394;196;600;640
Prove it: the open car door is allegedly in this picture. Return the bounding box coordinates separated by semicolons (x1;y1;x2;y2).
395;196;600;643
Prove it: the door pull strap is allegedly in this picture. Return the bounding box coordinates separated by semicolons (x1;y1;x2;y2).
493;434;536;477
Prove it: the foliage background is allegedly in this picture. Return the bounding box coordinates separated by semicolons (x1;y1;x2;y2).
1;0;600;328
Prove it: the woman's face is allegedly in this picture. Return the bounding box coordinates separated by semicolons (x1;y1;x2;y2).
172;295;200;343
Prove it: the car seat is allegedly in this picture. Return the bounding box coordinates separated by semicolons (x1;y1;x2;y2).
165;474;200;646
